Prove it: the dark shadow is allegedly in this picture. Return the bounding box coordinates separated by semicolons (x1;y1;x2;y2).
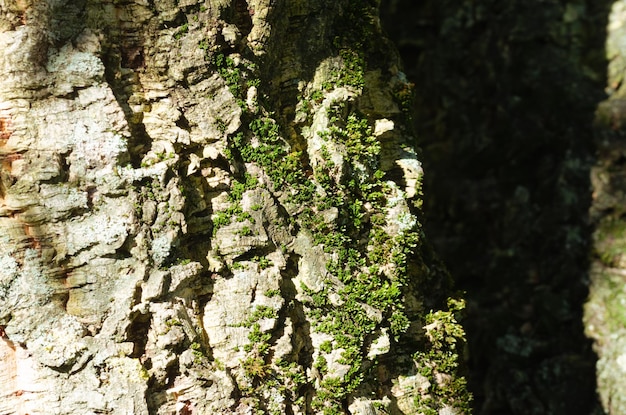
380;0;612;414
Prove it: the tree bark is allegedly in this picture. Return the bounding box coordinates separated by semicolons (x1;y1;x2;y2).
586;2;626;414
0;1;469;414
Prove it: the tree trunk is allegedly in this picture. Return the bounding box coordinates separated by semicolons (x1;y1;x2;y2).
586;2;626;414
0;1;469;414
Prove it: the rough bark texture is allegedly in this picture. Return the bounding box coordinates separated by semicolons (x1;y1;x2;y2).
586;2;626;414
0;1;469;414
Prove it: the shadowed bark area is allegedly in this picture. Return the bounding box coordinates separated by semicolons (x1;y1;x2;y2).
381;1;610;414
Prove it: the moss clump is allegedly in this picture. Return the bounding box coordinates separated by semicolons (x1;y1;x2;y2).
413;298;472;414
210;173;258;236
594;218;626;267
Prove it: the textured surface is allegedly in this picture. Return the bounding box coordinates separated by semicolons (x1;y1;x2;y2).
586;2;626;414
0;1;469;414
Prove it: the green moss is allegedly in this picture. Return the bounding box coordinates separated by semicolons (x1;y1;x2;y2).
212;211;232;233
212;53;242;96
594;218;626;267
254;255;273;269
599;271;626;330
285;100;425;408
229;173;258;202
175;258;191;266
311;90;324;102
190;342;206;364
239;305;278;328
337;49;365;89
209;52;260;113
229;118;315;204
325;107;380;171
214;117;227;134
139;365;150;380
314;355;328;374
238;225;253;236
235;211;253;223
174;23;188;39
243;323;272;353
214;358;225;371
165;318;182;327
211;174;258;235
413;298;472;413
264;289;281;298
231;261;245;270
392;80;416;125
319;340;333;353
198;39;209;50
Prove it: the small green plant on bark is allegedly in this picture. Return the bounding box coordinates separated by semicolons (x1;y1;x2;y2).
211;173;258;235
174;23;188;39
413;298;472;414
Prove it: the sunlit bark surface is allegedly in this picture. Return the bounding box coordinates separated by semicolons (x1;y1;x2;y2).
0;1;469;414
